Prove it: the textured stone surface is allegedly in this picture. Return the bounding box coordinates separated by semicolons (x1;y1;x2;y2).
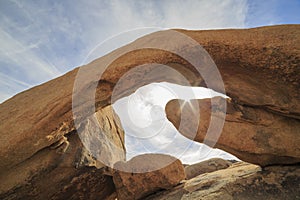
1;25;299;170
184;158;232;179
146;162;300;200
163;25;300;167
112;154;185;200
0;131;117;200
0;105;125;199
0;25;299;199
166;97;300;166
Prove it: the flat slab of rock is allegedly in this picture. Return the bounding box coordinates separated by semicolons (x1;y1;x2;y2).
146;162;300;200
185;158;232;179
112;154;185;200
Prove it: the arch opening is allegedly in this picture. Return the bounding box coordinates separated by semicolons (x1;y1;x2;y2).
113;82;238;164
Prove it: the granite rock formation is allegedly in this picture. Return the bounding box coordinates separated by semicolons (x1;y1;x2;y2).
163;25;300;166
184;158;232;180
0;105;125;199
112;154;185;200
146;162;300;200
166;97;300;166
0;25;299;199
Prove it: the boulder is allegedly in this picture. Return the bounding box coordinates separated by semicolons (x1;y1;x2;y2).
146;162;300;200
184;158;232;179
112;154;185;200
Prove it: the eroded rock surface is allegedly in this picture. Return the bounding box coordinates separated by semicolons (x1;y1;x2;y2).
0;105;125;200
162;25;300;167
146;162;300;200
166;97;300;166
184;158;232;179
0;25;299;199
112;154;185;200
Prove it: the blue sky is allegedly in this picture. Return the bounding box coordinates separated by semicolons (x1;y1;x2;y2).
0;0;299;102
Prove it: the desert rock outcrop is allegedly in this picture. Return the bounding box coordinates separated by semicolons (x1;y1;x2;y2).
146;162;300;200
0;105;125;199
112;154;186;200
184;158;232;179
0;25;299;199
166;97;300;166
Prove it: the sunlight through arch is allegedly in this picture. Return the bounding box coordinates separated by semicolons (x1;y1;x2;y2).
113;82;238;164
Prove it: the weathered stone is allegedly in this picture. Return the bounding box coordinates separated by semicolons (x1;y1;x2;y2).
1;25;299;170
112;154;186;200
162;26;300;167
0;105;125;199
184;158;232;179
0;25;299;199
166;97;300;166
0;131;116;200
146;162;300;200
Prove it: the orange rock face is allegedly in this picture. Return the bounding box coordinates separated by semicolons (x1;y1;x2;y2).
163;25;300;166
0;25;299;199
146;162;300;200
112;154;186;200
184;158;232;180
166;97;300;166
0;105;125;199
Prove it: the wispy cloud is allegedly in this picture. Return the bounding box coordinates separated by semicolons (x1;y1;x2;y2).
2;0;296;163
0;0;249;102
0;72;32;101
245;0;300;27
0;29;60;79
1;0;299;103
245;0;279;27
